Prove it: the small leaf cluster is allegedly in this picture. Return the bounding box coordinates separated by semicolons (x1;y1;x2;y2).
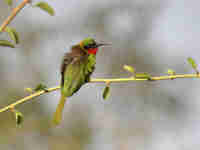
9;107;24;127
123;64;151;80
103;83;111;100
4;0;55;16
102;65;154;100
166;57;199;78
25;83;48;93
0;1;55;48
0;27;19;48
7;83;48;126
187;57;199;74
123;57;199;81
34;2;55;16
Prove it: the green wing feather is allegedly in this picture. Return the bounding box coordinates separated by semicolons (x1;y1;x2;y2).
53;54;96;125
62;54;96;96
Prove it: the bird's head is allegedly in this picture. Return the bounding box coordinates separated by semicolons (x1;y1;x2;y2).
80;37;109;55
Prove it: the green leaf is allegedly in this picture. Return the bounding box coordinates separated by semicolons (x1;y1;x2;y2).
0;40;15;48
103;86;110;100
25;88;33;93
34;83;48;92
135;73;151;79
187;57;198;71
5;27;20;44
167;69;175;75
4;0;12;6
123;65;135;73
35;2;55;16
14;110;24;126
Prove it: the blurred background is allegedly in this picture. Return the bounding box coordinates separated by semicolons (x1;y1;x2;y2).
1;0;200;149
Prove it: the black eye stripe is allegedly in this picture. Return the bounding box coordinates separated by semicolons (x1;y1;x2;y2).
84;43;97;49
84;45;89;49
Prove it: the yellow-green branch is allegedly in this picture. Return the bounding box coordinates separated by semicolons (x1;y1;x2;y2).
0;73;200;113
0;86;60;113
91;74;200;82
0;0;30;32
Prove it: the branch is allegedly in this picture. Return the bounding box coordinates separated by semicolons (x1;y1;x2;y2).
0;73;200;113
91;74;200;82
0;0;30;32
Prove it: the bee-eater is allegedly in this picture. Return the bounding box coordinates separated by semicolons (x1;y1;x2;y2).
53;37;108;125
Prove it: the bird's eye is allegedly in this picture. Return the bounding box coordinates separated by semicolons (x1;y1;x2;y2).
84;45;90;49
84;42;96;49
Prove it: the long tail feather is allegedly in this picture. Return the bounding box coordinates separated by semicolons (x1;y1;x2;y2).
53;94;67;125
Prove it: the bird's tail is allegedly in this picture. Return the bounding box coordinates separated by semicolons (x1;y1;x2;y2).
53;94;67;125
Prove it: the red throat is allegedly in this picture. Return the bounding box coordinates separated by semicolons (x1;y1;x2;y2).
88;48;98;55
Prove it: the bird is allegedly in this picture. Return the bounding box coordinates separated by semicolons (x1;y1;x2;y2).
53;37;109;125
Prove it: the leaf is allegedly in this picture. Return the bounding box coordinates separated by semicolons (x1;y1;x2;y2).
187;57;198;71
103;86;110;100
24;88;33;93
135;73;151;79
0;40;15;48
4;0;12;6
167;69;175;75
123;65;135;73
35;2;55;16
5;27;20;44
14;110;24;126
34;83;48;92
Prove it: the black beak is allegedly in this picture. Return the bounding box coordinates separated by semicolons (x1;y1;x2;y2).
96;43;111;47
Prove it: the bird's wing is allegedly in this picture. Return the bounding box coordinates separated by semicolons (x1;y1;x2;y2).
61;55;89;97
60;53;74;86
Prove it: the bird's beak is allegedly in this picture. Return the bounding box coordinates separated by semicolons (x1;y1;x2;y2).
96;43;111;47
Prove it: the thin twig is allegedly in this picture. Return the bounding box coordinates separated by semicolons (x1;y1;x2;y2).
0;73;200;113
0;86;60;113
0;0;30;32
90;74;200;82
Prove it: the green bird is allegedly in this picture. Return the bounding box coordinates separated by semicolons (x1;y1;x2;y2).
53;37;109;125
